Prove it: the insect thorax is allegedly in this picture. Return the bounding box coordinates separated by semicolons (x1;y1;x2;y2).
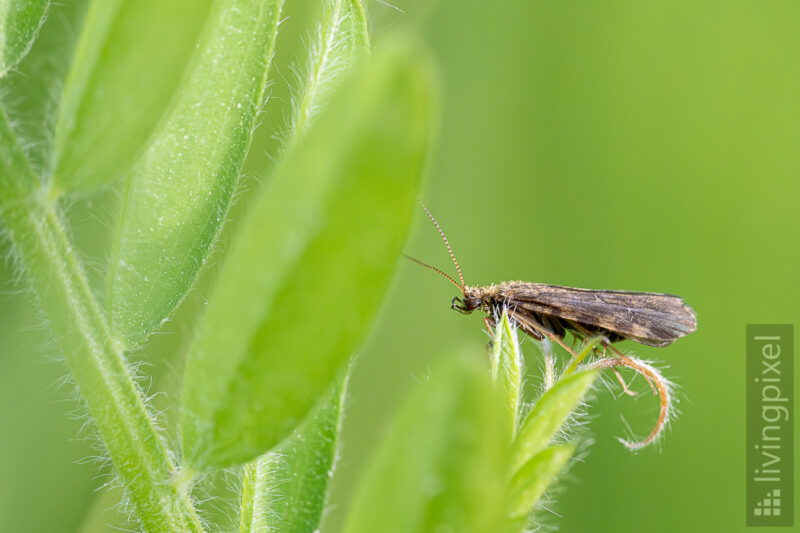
463;285;502;313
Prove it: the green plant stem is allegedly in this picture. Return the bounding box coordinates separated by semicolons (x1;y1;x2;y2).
0;111;203;532
238;460;269;533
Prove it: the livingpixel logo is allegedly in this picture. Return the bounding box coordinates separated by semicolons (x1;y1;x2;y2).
752;489;782;518
746;325;794;527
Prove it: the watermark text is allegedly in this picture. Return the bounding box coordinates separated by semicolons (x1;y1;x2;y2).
747;324;793;527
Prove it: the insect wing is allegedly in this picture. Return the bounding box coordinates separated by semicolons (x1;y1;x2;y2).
505;282;697;346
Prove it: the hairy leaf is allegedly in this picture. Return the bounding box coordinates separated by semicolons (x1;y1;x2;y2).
511;369;597;473
508;444;574;520
106;0;283;347
345;357;510;533
181;38;435;469
0;0;48;77
239;372;348;532
490;310;523;438
50;0;214;194
287;0;369;145
0;0;88;175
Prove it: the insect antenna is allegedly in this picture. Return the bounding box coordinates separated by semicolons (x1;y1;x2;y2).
403;254;464;293
419;202;466;287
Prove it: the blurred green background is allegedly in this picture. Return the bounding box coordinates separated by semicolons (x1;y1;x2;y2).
1;0;799;531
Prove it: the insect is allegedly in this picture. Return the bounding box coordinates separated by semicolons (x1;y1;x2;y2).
408;204;697;448
408;204;697;352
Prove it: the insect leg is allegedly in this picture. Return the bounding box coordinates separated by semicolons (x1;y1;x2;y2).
546;331;578;358
587;354;671;449
607;344;657;394
512;311;577;358
566;319;603;350
597;338;637;395
483;316;495;337
612;367;638;396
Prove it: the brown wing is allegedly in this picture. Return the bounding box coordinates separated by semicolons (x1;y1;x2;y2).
500;281;697;347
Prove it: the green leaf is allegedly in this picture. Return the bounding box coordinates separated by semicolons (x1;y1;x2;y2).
0;0;88;175
238;371;348;533
508;444;574;520
106;0;283;347
181;38;435;469
489;310;523;437
287;0;370;145
0;0;48;78
344;357;510;533
49;0;214;194
511;369;597;474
